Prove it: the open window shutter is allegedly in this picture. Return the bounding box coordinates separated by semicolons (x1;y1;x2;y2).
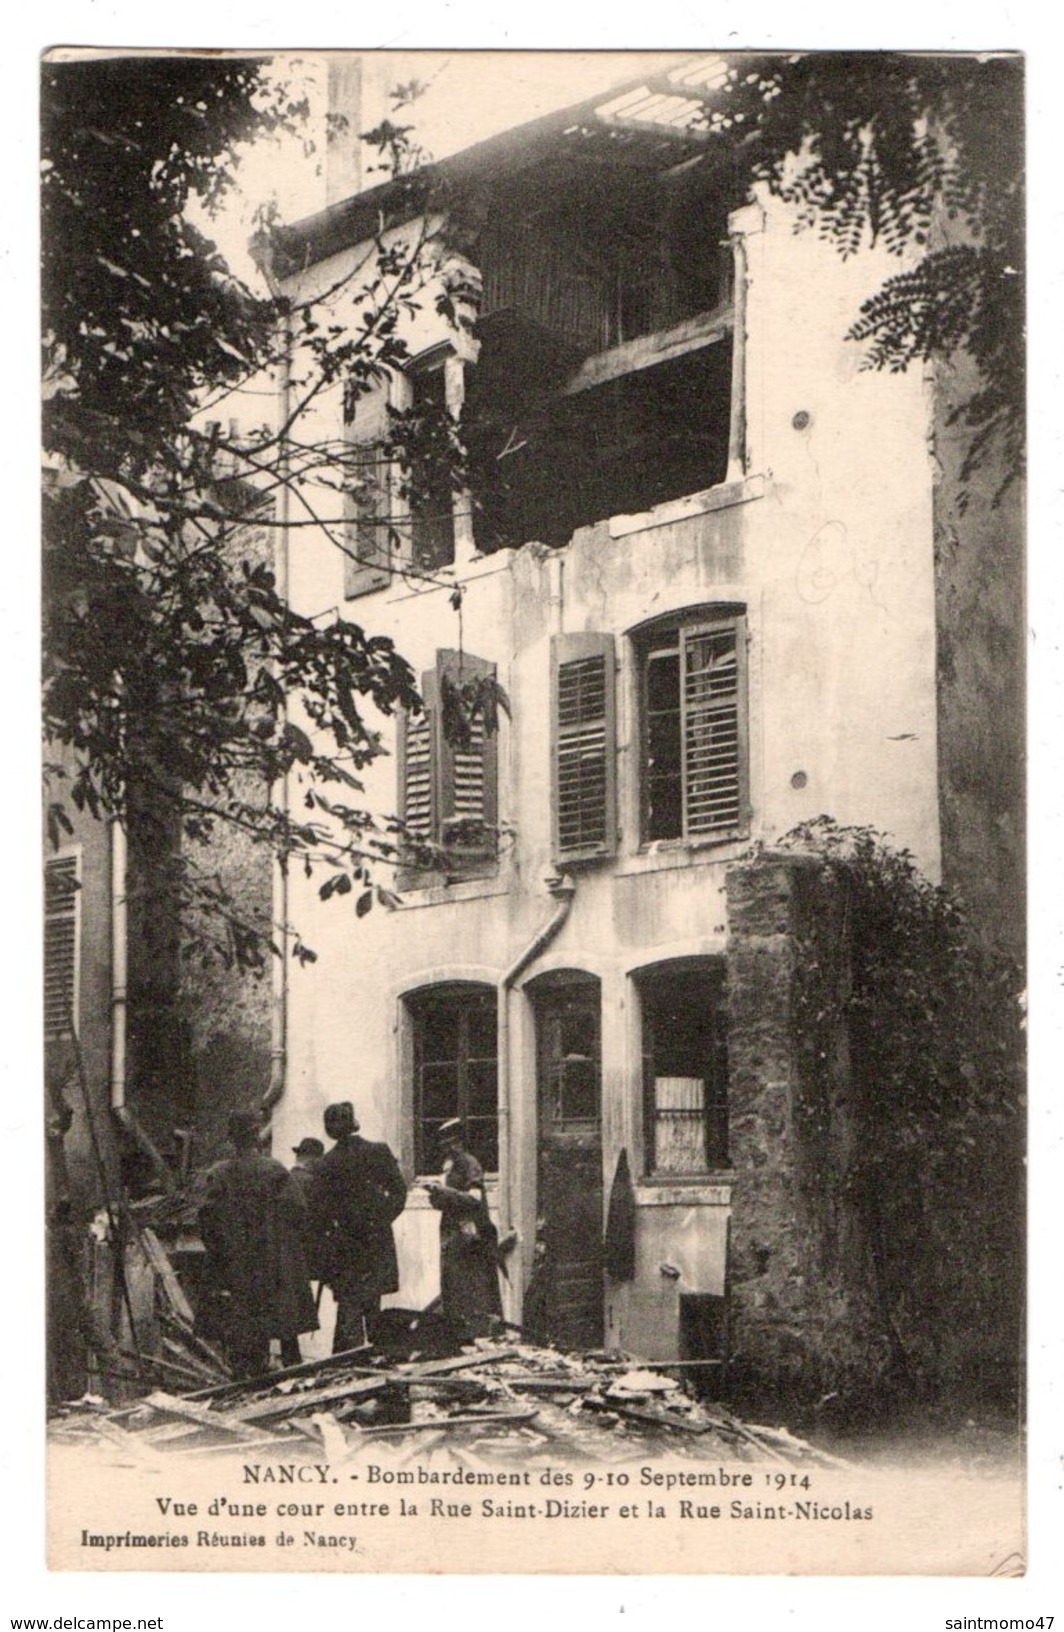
681;616;748;836
44;852;80;1038
436;648;498;864
398;666;438;845
343;383;393;598
551;631;617;860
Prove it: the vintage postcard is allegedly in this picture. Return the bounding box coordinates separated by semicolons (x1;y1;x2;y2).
41;45;1029;1580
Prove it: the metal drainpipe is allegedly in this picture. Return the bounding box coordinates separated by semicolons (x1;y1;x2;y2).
262;321;293;1120
497;872;575;1303
110;817;172;1188
726;220;750;484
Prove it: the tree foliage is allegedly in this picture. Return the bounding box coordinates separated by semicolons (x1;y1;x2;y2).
42;55;470;967
709;52;1023;489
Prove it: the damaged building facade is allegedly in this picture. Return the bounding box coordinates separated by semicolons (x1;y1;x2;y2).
44;57;1021;1405
260;62;976;1394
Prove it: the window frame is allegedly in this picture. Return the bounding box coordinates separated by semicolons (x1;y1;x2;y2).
398;346;461;573
342;374;397;599
530;972;603;1135
636;607;750;848
407;983;499;1177
637;959;730;1179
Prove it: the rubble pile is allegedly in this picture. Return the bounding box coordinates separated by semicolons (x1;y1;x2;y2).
51;1339;847;1469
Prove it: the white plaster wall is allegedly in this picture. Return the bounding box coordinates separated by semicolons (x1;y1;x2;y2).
272;190;940;1354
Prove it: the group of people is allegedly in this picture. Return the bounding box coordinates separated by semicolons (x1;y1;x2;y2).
199;1102;502;1380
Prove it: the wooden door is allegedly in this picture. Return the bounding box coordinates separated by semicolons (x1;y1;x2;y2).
533;980;603;1351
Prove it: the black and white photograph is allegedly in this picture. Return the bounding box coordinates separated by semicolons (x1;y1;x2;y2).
31;31;1052;1599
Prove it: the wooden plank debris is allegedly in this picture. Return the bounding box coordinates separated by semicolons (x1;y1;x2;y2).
184;1345;374;1404
582;1395;714;1435
62;1335;847;1467
142;1391;280;1442
698;1405;792;1464
158;1309;230;1381
139;1228;195;1324
354;1408;539;1437
234;1348;519;1425
115;1346;209;1389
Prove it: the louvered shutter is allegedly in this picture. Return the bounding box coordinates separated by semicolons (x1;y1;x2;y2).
44;852;80;1038
397;666;439;889
681;616;748;836
399;664;438;842
437;649;498;865
397;652;499;884
551;631;617;860
343;382;393;598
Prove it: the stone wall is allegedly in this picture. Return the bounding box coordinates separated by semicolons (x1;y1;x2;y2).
724;857;887;1409
724;850;1021;1412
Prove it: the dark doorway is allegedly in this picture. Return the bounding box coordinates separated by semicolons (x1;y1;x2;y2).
531;974;604;1350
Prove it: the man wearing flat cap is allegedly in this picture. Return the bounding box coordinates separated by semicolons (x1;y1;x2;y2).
199;1109;318;1378
308;1102;407;1352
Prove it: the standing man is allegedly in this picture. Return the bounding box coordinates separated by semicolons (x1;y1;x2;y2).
290;1136;326;1296
289;1136;325;1202
309;1101;407;1353
199;1110;318;1379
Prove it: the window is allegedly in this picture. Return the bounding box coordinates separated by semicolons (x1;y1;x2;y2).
343;379;394;598
639;961;729;1174
398;648;499;883
44;851;80;1039
638;609;748;844
551;632;617;862
344;353;463;596
409;985;498;1174
401;356;457;572
465;326;733;552
460;157;736;553
532;975;601;1130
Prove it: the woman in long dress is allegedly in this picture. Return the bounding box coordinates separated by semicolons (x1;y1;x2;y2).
426;1119;502;1343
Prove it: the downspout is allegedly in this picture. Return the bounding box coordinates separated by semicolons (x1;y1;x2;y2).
262;319;293;1118
497;872;575;1284
726;212;751;484
110;817;172;1189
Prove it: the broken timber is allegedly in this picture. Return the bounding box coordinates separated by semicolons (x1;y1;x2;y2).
184;1344;374;1404
141;1391;282;1443
139;1228;195;1324
233;1350;520;1425
355;1408;539;1437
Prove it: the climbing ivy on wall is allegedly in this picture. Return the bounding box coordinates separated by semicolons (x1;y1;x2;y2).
780;818;1024;1399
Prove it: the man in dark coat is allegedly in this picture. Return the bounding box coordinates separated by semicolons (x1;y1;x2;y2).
290;1137;325;1285
426;1118;502;1345
290;1137;324;1201
308;1101;407;1353
199;1110;318;1378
